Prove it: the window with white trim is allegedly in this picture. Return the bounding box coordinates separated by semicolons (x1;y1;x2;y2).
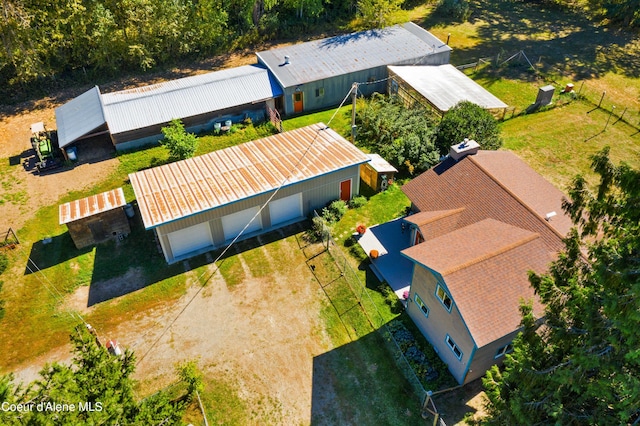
495;343;514;359
436;284;453;311
445;335;463;360
414;293;429;318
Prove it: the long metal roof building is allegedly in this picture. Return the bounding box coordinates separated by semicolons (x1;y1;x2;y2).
129;123;369;229
101;65;282;136
55;65;283;148
257;22;451;88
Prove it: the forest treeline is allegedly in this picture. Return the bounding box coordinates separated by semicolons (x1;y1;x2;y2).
1;0;638;102
0;0;392;101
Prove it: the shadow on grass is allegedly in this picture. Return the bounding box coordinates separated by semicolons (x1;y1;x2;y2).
24;233;92;275
87;219;312;306
421;1;640;80
311;330;421;425
25;205;310;307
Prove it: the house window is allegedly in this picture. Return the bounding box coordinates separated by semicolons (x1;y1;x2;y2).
315;87;325;97
436;284;453;311
414;293;429;318
495;343;514;359
446;335;463;360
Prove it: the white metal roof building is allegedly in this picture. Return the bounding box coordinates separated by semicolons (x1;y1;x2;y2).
388;64;508;114
257;22;451;115
129;123;370;263
55;65;283;152
55;86;107;149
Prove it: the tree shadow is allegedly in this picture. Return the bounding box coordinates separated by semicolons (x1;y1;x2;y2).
421;1;640;79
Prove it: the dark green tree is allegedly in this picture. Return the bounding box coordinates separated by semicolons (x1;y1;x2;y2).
161;118;199;161
481;147;640;424
435;101;502;155
356;93;440;174
0;325;196;424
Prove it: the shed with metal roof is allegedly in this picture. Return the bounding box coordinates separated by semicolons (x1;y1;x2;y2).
129;123;369;263
257;22;451;115
59;187;130;249
387;64;508;115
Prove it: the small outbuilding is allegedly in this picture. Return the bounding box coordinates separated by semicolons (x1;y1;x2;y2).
129;123;369;263
360;154;398;192
257;23;451;116
59;188;130;249
387;64;508;116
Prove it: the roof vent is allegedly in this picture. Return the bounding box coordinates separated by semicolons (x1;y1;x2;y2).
545;211;557;221
284;55;290;65
449;138;480;161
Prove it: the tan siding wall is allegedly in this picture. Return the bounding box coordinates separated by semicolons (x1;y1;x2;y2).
407;264;475;385
155;166;361;262
465;331;519;383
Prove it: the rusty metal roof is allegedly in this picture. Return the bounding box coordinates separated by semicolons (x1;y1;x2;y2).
59;187;127;224
129;123;369;229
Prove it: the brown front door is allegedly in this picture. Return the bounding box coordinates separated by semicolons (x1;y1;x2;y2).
340;179;351;201
293;92;303;113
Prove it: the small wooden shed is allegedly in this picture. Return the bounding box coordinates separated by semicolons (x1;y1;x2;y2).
59;188;130;249
360;154;398;192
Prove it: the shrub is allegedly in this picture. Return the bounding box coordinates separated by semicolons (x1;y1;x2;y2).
436;101;502;155
308;216;330;242
160;119;198;161
349;195;367;209
321;200;348;223
436;0;471;21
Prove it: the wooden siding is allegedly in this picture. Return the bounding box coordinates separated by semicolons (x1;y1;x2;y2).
407;264;475;385
156;166;360;263
66;208;130;249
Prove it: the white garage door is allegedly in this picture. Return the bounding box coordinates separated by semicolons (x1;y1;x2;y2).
167;222;213;258
222;206;262;241
269;193;303;226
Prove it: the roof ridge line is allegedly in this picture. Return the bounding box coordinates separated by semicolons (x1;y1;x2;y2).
102;67;262;104
408;207;465;226
441;232;540;275
467;154;567;241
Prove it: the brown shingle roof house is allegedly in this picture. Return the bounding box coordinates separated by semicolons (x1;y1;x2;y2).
400;147;572;384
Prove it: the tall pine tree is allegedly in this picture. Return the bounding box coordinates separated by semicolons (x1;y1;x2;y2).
482;147;640;424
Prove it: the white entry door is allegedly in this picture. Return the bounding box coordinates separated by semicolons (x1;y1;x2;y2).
222;206;262;241
269;193;303;226
167;222;213;258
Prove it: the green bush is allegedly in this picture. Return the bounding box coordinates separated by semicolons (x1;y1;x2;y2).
0;253;8;276
307;216;330;242
321;200;348;223
160;119;198;161
436;0;471;21
349;195;367;209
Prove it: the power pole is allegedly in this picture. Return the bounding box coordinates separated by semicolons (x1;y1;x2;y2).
351;83;358;143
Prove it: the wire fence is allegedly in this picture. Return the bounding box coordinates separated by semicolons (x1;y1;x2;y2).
306;211;429;403
456;51;640;132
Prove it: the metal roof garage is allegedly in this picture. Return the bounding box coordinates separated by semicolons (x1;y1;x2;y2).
129;123;369;263
55;65;283;155
387;64;508;115
257;22;451;116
